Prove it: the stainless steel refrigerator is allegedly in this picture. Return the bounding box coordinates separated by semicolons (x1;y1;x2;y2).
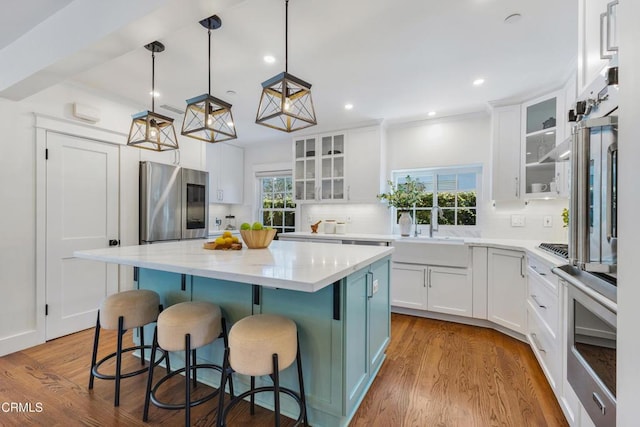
139;161;209;244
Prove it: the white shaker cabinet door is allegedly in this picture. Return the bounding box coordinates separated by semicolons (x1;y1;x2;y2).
427;266;472;318
391;264;427;310
487;248;527;334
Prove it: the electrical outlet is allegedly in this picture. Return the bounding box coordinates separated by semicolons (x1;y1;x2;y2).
372;279;379;294
307;216;312;223
511;214;525;227
543;216;553;227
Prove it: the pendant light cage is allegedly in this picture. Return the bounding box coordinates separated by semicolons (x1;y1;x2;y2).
255;0;317;132
127;41;179;151
182;15;237;143
256;72;317;132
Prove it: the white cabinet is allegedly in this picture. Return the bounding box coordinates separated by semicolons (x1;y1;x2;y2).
391;264;426;310
293;132;346;202
205;142;244;204
521;92;566;198
292;126;385;203
391;263;471;318
427;266;473;317
139;138;205;171
345;126;384;202
578;0;618;95
526;254;561;395
487;248;527;334
491;105;522;201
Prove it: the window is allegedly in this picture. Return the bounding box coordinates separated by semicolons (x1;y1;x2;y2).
259;175;296;234
393;166;481;226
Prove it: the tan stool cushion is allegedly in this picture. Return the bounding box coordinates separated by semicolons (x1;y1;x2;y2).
100;289;160;330
229;314;297;377
157;301;222;352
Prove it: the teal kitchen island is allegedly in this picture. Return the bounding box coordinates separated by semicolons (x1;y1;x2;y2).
75;239;393;426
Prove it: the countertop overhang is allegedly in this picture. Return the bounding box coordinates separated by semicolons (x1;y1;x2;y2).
74;239;394;293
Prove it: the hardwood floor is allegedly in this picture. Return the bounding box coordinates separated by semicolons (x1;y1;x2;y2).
0;314;567;426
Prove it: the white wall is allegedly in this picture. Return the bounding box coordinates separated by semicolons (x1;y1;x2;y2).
385;112;569;240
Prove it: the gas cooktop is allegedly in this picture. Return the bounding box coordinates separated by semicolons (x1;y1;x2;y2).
539;243;569;259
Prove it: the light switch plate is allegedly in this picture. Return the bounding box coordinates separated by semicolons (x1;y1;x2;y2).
543;216;553;227
511;214;525;227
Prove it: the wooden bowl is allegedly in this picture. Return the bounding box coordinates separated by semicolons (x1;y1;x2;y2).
240;229;277;249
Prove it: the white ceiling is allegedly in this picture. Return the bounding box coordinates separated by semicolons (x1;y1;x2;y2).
0;0;73;49
1;0;577;146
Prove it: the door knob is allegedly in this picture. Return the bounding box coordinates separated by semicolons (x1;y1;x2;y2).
108;239;120;247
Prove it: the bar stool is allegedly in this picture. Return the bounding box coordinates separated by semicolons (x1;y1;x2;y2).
89;289;166;407
143;301;233;426
217;314;308;427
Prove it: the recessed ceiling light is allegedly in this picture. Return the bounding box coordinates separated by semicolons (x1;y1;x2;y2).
428;111;436;117
344;103;354;110
263;55;276;64
473;78;485;86
149;91;160;97
504;13;522;24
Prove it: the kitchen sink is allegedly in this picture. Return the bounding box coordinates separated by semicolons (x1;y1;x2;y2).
392;238;469;267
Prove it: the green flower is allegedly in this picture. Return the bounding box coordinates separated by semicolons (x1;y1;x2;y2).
377;175;426;210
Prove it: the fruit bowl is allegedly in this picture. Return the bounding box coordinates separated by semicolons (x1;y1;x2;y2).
240;229;277;249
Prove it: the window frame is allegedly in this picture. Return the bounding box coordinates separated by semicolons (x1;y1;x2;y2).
390;165;482;228
257;172;296;235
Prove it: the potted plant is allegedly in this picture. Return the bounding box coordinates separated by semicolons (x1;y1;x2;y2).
377;175;426;236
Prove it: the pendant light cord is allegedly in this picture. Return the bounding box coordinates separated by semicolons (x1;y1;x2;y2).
208;28;212;95
285;0;289;73
151;50;156;112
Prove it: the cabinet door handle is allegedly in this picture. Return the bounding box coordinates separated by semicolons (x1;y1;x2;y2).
428;268;432;288
423;269;426;288
347;185;350;200
531;295;547;309
515;177;519;198
600;12;613;60
556;172;561;195
520;255;525;278
606;1;619;53
592;392;606;415
531;333;546;353
367;271;374;299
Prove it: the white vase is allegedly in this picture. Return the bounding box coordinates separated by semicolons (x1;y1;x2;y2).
398;211;412;236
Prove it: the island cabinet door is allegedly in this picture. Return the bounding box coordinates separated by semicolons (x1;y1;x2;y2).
344;268;370;414
344;257;391;415
259;284;344;417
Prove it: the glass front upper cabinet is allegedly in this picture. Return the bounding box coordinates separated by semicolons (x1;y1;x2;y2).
523;97;558;196
293;133;346;202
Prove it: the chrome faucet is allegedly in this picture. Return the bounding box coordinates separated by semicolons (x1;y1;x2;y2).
429;206;444;238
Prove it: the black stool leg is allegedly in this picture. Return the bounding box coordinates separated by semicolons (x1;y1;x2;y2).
192;348;197;388
114;316;124;407
272;354;281;427
140;326;146;366
250;376;256;415
217;347;230;427
143;326;158;422
88;311;100;389
221;318;234;398
185;333;191;427
296;340;308;426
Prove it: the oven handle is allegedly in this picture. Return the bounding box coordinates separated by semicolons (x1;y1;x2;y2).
606;143;617;242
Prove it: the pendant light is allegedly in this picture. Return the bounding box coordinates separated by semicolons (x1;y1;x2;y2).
182;15;237;143
127;41;179;151
255;0;317;132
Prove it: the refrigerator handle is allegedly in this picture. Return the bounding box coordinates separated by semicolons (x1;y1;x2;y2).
606;143;617;242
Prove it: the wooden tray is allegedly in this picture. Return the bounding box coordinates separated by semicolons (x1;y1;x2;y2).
203;241;243;250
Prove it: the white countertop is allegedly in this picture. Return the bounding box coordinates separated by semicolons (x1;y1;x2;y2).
280;232;568;267
74;239;394;293
280;232;398;242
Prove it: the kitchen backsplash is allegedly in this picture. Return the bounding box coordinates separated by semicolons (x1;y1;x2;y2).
300;198;569;242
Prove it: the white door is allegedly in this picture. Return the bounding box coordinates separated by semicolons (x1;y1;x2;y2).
427;266;472;317
46;132;119;339
390;264;427;310
487;248;527;334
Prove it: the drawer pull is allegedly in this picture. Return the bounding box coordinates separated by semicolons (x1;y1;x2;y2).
531;295;547;309
531;333;546;353
592;392;606;415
